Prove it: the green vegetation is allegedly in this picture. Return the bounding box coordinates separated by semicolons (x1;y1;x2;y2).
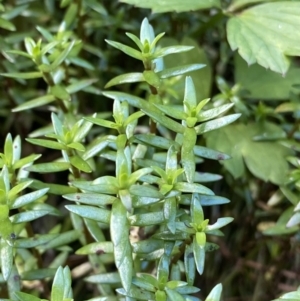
0;1;300;300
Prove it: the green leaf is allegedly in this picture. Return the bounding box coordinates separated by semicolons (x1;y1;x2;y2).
71;180;118;194
182;128;197;183
11;188;49;209
50;85;71;101
134;134;179;150
205;122;292;185
21;268;57;280
111;201;132;292
191;194;204;223
227;2;300;74
69;155;92;173
85;272;121;284
105;73;144;88
193;236;205;275
66;205;111;224
13;154;42;170
14;234;58;248
14;292;41;301
207;217;233;230
116;287;155;300
174;182;213;195
1;240;13;280
51;41;75;70
10;210;49;223
129;184;163;199
0;17;16;31
26;138;67;150
184;244;195;285
29;179;76;195
198;103;234;122
76;241;113;255
158;64;205;79
205;283;222;301
0;72;42;79
129;212;165;226
25;162;70;173
234;54;300;100
194;146;230;161
195;114;241;134
157;254;169;287
65;78;98;94
12;94;56;112
161;37;212;100
154;46;194;58
63;193;117;206
102;91;184;133
8;180;33;201
120;0;220;12
105;40;143;60
38;230;80;250
51;266;70;301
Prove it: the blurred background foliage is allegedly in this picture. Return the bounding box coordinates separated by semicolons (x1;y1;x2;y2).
0;0;300;300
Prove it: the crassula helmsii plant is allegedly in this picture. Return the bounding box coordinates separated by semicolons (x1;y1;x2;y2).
0;12;241;301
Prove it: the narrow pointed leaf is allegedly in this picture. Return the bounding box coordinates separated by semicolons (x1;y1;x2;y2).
25;162;70;173
63;193;117;206
158;64;205;79
11;188;49;209
0;72;42;79
66;205;111;224
12;94;56;112
26;138;67;150
105;73;144;88
193;237;205;275
14;233;58;248
105;40;143;60
195;114;241;134
70;155;92;173
194;146;230;160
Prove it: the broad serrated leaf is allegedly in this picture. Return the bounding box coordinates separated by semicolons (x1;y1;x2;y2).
205;122;292;185
120;0;220;13
227;2;300;74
